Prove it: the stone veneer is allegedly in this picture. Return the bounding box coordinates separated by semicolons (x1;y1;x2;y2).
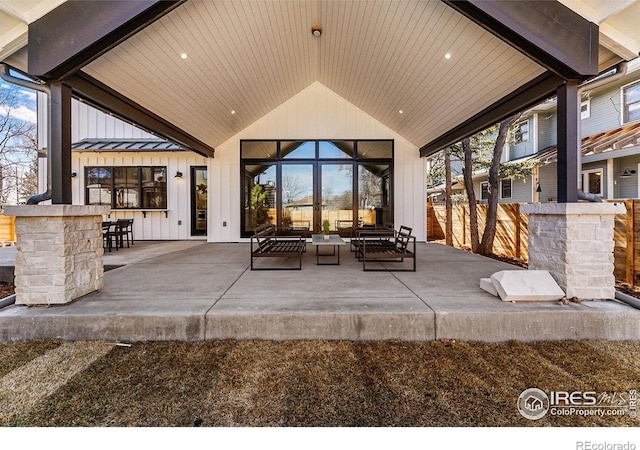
4;205;110;306
520;202;626;300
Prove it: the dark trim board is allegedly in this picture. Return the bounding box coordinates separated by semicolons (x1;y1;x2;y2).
444;0;599;79
65;72;215;158
28;0;184;80
420;71;564;157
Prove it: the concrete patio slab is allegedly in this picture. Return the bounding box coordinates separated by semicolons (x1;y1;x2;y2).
0;241;638;342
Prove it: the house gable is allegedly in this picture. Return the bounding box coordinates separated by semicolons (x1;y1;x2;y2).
210;82;425;243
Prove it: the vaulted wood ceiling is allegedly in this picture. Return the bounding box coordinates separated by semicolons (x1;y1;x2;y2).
82;0;546;149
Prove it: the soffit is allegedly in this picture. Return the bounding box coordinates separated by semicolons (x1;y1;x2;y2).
559;0;640;61
0;0;65;62
82;0;547;149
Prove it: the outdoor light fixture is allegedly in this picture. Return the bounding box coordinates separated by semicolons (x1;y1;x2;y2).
175;171;183;178
311;24;322;37
536;183;542;193
620;169;636;177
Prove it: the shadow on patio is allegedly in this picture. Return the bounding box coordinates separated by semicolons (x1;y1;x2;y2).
0;242;638;342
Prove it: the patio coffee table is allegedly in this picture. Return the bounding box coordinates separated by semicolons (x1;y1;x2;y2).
311;234;347;265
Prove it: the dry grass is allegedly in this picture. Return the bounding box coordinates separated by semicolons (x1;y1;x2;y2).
0;339;639;427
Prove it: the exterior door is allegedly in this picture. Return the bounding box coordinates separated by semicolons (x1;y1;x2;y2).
319;163;353;233
281;163;315;233
191;166;207;236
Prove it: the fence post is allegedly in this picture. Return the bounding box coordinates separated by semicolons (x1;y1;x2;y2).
462;205;467;246
626;200;635;285
514;204;521;260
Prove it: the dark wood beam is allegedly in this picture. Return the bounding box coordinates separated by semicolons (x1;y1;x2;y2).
28;1;183;80
50;82;72;204
420;71;563;157
556;81;580;203
444;0;599;79
65;72;215;158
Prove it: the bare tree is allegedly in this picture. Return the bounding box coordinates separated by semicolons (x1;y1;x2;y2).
461;137;480;252
0;82;37;205
477;114;521;255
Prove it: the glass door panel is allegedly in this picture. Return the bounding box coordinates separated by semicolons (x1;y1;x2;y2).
281;164;314;233
358;163;390;227
243;164;277;235
191;166;207;236
321;164;353;232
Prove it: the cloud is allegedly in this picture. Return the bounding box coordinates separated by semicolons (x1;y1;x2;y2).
18;89;37;102
0;104;37;124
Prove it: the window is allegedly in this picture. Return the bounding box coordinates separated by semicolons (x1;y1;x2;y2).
500;179;512;199
581;99;591;119
514;120;529;144
582;169;603;196
623;81;640;123
85;166;167;209
481;182;489;200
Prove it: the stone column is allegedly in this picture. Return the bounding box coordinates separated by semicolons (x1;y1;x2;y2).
4;205;110;306
520;203;625;300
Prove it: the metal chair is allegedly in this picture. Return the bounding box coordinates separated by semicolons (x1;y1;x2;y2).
116;218;134;248
102;222;119;252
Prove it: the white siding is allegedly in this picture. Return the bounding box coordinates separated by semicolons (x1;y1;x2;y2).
53;151;208;240
210;82;426;242
72;100;155;141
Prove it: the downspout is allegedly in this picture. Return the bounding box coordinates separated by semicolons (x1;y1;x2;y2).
0;63;52;204
614;290;640;310
575;62;628;202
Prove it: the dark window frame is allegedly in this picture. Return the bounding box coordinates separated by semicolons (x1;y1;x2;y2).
85;165;167;209
500;179;512;199
240;139;394;238
514;120;530;144
481;182;490;200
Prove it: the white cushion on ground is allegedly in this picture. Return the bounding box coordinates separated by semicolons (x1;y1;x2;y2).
480;278;498;296
490;270;565;302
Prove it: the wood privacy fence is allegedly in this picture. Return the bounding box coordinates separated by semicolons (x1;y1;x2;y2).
427;199;640;287
0;213;16;244
428;201;528;261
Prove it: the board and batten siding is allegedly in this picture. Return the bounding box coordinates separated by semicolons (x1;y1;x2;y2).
73;151;208;240
37;94;155;145
210;82;427;242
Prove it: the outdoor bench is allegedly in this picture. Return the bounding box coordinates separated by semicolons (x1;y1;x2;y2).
359;225;416;272
350;226;396;258
250;223;306;270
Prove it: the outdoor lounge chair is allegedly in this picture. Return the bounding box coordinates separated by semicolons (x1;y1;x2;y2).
250;223;306;270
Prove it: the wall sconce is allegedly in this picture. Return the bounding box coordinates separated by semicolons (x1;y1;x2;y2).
311;24;322;37
620;169;636;178
175;171;183;178
536;183;542;193
71;172;77;178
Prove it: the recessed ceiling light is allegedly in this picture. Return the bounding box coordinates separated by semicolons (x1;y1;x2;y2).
398;110;403;114
444;53;451;60
231;110;236;115
180;53;188;60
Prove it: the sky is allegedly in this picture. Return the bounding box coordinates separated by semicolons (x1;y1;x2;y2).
0;80;38;124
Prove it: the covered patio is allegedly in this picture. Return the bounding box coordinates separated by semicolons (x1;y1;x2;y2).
0;241;637;342
1;1;640;329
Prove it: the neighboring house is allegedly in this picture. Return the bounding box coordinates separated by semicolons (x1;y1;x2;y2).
428;58;640;204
